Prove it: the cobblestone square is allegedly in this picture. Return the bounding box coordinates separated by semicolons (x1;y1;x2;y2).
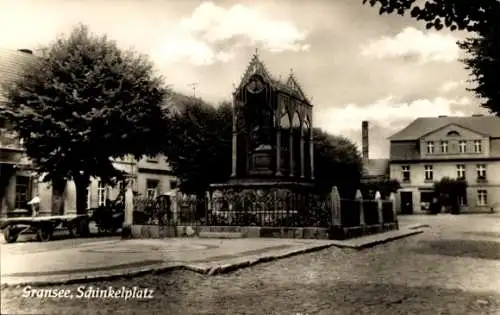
2;214;500;314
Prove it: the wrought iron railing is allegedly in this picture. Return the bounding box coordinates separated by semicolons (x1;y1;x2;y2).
207;189;330;227
363;200;379;226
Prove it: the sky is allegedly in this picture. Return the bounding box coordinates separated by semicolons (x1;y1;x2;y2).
0;0;487;158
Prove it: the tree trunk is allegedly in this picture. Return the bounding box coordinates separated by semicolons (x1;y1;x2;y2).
74;174;90;215
74;174;91;236
51;178;67;215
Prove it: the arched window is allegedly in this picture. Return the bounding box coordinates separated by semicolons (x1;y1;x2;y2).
447;130;460;137
292;111;301;128
280;113;290;129
280;113;290;173
304;120;311;177
292;112;301;175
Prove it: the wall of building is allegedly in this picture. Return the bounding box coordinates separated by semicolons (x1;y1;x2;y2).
135;154;177;197
390;160;500;213
390;141;421;160
419;125;491;159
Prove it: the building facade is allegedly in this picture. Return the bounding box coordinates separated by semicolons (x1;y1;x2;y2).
389;115;500;214
0;47;177;216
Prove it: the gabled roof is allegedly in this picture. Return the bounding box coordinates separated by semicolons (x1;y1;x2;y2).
285;71;311;104
0;47;38;103
236;51;312;106
389;116;500;141
237;52;274;91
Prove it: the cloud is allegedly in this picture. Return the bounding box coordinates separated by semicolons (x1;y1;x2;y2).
360;27;460;63
152;2;309;66
439;80;466;93
315;95;472;134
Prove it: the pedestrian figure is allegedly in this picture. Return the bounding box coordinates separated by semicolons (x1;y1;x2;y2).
27;194;41;217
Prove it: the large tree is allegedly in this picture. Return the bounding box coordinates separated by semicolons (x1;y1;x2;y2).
362;0;500;116
457;25;500;116
362;0;498;32
0;24;170;215
313;128;364;197
163;97;233;195
433;177;467;214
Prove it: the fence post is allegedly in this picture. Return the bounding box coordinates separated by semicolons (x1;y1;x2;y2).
375;190;383;225
330;186;341;226
389;192;398;228
355;189;365;227
206;190;214;224
122;183;134;239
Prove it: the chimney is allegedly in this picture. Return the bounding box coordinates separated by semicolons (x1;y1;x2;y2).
362;121;369;160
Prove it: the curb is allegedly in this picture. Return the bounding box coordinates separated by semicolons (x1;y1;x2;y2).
346;230;423;250
406;224;431;230
1;229;424;287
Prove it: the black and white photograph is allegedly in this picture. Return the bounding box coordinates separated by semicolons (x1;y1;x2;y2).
0;0;499;314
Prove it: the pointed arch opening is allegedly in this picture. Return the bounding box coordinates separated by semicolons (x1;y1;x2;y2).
280;113;291;174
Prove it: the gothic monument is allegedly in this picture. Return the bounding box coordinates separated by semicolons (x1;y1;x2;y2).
208;51;324;227
226;51;314;185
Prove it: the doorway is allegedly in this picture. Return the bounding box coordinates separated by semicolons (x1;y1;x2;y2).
400;191;413;214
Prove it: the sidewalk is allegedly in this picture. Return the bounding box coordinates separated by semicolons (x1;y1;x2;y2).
1;226;424;286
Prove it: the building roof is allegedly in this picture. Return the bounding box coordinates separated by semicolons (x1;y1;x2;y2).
362;158;389;178
389;116;500;141
0;47;38;103
236;52;312;105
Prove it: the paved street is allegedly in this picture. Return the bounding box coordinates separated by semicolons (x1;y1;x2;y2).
2;214;500;314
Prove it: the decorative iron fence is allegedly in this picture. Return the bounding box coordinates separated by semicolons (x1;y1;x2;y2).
340;199;360;227
132;196;172;225
362;200;379;226
382;201;396;223
207;188;330;228
130;188;395;229
177;194;205;225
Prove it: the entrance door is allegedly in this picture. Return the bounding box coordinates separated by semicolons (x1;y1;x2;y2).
400;191;413;214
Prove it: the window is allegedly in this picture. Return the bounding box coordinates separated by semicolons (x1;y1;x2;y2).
477;190;488;206
426;141;434;154
401;165;411;182
146;179;159;199
424;165;433;181
97;181;108;207
476;164;487;181
447;131;460;137
440;141;448;153
459;140;467;153
15;176;30;209
456;164;466;180
474;140;482;153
